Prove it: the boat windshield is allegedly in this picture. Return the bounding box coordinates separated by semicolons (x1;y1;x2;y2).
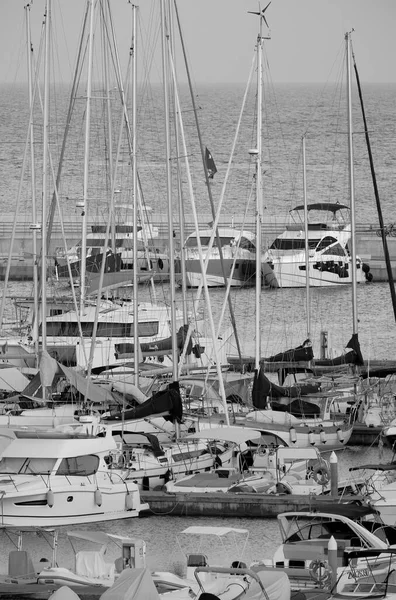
270;239;318;251
186;236;234;248
321;243;346;257
285;518;360;544
270;236;337;251
0;457;57;475
56;454;99;476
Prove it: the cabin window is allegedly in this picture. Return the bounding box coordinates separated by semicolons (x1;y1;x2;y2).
239;237;256;251
44;320;158;338
135;321;159;337
43;322;91;337
0;457;57;475
315;236;337;252
270;239;317;250
186;236;235;248
56;454;99;476
321;243;345;257
96;322;130;337
257;432;285;447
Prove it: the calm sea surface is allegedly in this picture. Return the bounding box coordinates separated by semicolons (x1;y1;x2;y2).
0;78;396;570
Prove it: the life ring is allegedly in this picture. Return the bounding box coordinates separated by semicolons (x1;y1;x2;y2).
312;463;330;486
309;558;331;584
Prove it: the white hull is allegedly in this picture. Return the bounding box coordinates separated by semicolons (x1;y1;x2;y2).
0;485;148;527
38;567;113;588
179;227;257;288
264;205;371;288
109;441;234;490
243;415;353;450
181;258;256;288
0;430;148;527
268;256;367;288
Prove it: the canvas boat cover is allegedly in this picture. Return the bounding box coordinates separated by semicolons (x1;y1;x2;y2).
48;586;81;600
249;569;290;600
99;568;160;600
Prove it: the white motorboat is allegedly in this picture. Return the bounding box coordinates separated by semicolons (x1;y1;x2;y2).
39;526;290;600
263;203;372;288
165;431;331;495
98;429;235;491
3;298;233;372
54;222;172;286
177;227;269;288
348;462;396;527
153;525;289;600
256;507;396;594
37;530;146;588
0;428;149;526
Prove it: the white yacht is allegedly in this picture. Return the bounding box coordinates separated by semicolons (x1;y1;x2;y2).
177;227;258;288
0;428;149;526
263;203;372;287
54;223;171;285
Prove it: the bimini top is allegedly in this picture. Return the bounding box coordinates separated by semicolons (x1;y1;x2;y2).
66;530;143;546
291;203;350;214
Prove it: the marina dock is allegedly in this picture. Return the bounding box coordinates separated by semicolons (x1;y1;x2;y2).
141;491;363;518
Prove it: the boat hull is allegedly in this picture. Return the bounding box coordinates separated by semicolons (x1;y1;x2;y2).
180;258;256;288
0;485;148;527
267;257;368;288
242;417;353;450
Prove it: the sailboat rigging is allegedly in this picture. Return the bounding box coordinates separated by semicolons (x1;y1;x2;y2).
352;44;396;323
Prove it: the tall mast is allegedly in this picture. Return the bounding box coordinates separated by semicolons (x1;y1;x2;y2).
254;20;263;370
160;0;178;382
169;2;188;323
249;3;270;370
174;0;244;366
25;3;39;361
346;31;358;335
80;0;96;310
302;135;311;341
131;3;140;386
40;0;51;356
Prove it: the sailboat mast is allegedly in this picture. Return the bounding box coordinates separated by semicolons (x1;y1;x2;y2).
160;0;178;380
40;0;51;354
173;0;244;365
131;3;140;386
346;31;358;335
25;3;39;361
254;18;264;371
80;0;96;311
302;135;311;341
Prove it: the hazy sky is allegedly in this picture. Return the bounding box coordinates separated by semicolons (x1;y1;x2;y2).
1;0;395;84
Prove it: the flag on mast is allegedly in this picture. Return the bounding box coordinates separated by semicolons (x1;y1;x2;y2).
205;147;217;180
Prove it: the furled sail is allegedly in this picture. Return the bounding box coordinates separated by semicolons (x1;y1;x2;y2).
103;381;183;423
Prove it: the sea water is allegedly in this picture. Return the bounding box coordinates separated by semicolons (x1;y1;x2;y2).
0;79;396;570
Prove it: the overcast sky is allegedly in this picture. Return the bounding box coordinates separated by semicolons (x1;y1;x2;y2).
1;0;395;85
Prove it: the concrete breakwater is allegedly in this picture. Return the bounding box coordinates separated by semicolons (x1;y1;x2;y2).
0;215;394;281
